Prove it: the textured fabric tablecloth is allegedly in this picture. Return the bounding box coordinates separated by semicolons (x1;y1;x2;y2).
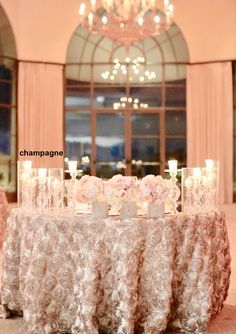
0;187;9;248
0;209;231;334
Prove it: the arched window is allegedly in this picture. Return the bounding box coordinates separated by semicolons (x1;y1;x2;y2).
0;5;17;200
65;23;189;178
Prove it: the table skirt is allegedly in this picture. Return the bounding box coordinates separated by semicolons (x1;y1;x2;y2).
0;187;9;248
0;209;231;334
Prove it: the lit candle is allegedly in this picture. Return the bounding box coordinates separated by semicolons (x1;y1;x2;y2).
168;159;178;172
205;159;214;170
88;12;93;26
68;160;77;172
193;167;201;177
22;160;32;170
38;168;47;179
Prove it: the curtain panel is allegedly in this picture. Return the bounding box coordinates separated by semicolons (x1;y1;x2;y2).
18;62;64;167
187;62;233;204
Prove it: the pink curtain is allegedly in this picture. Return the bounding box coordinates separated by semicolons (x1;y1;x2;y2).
187;62;233;204
18;62;64;168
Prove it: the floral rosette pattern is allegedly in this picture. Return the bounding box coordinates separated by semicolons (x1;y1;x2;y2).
0;187;9;248
140;175;171;204
73;175;103;203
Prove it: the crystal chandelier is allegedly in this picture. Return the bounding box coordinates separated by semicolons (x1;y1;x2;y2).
78;0;174;47
113;97;148;110
101;57;156;82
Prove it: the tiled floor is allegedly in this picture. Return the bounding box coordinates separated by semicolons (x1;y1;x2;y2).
0;204;235;333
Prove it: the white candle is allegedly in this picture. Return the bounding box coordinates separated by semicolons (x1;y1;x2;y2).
193;167;201;177
38;168;47;178
168;159;178;172
22;160;32;170
205;159;214;170
68;160;77;172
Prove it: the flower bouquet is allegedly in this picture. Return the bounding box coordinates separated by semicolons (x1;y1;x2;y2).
140;175;171;218
104;174;138;216
73;175;108;217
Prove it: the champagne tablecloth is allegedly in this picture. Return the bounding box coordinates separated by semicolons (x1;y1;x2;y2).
0;187;9;248
0;209;231;334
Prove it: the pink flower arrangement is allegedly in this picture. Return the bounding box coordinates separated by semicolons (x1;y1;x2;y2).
140;175;171;204
73;175;103;203
105;174;138;202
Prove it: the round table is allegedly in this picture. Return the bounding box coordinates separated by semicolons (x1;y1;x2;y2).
0;209;231;334
0;187;9;248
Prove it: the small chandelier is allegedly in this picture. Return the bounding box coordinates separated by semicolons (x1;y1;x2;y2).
101;57;156;82
113;97;148;110
78;0;174;47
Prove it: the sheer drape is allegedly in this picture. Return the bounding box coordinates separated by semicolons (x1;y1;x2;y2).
187;62;233;204
18;62;64;167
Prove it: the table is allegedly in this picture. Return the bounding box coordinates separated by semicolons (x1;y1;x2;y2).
0;209;231;334
0;187;9;248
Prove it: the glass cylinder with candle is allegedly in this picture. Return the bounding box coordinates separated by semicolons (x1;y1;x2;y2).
181;167;206;214
48;168;64;210
35;168;49;212
168;159;180;213
17;160;33;208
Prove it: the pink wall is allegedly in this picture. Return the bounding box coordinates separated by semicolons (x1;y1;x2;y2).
1;0;236;63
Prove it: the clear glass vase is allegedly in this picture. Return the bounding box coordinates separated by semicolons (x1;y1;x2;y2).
48;168;64;210
120;201;137;219
148;201;165;218
92;201;109;219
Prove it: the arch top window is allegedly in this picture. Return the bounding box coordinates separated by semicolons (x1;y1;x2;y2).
0;5;17;201
65;23;189;178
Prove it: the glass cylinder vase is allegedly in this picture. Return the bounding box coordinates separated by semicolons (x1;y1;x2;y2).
148;201;165;219
48;168;64;210
181;167;206;214
120;201;137;220
92;201;109;219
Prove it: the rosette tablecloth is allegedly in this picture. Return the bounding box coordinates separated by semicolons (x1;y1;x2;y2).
0;187;9;248
0;209;231;334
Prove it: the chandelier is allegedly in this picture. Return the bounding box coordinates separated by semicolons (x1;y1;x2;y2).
101;57;156;82
113;97;148;110
78;0;174;47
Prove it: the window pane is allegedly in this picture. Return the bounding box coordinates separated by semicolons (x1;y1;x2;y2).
132;114;160;136
130;86;162;107
166;139;186;164
66;86;90;108
132;139;160;162
93;86;126;108
66;65;91;84
0;72;13;104
96;163;125;179
65;111;91;162
0;107;11;154
166;86;186;107
93;64;127;85
166;111;186;135
165;64;186;84
96;114;124;162
132;164;160;177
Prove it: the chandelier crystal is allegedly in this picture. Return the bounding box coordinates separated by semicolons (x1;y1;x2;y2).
78;0;174;47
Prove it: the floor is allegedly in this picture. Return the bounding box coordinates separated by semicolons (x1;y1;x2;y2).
0;204;235;334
